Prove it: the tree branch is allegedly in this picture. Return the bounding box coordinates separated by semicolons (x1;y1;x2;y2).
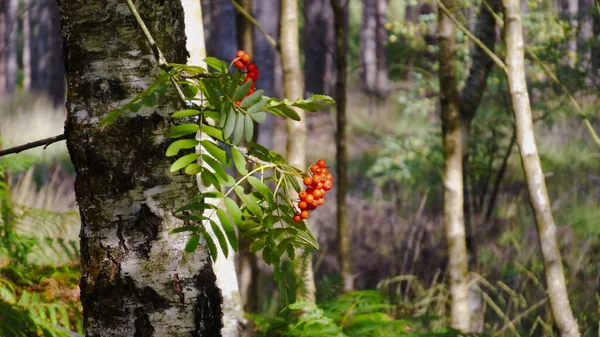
124;0;168;68
230;0;279;51
0;134;66;157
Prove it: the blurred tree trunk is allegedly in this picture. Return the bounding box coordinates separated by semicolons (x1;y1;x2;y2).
304;0;336;96
232;0;261;315
438;0;470;332
0;1;6;95
561;0;579;67
331;0;352;293
589;0;600;73
458;0;500;331
1;0;18;94
254;0;281;149
22;0;31;91
360;0;388;96
59;1;223;335
280;0;315;302
578;0;593;71
201;0;238;62
503;0;580;336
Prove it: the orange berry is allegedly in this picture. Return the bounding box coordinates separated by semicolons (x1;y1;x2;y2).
319;173;327;182
303;176;313;186
323;180;333;190
308;202;317;210
313;175;322;184
305;193;315;204
236;50;245;58
326;173;333;181
301;210;310;219
317;159;326;168
299;191;307;200
293;214;301;222
306;188;315;195
313;189;323;198
241;53;251;64
319;189;327;197
321;168;329;175
298;201;308;210
234;60;245;69
247;62;258;72
234;101;241;106
317;198;325;205
310;164;321;174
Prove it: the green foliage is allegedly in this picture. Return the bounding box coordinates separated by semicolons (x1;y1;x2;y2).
252;290;462;337
98;57;334;276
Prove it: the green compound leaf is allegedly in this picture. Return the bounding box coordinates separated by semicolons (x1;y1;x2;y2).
209;219;229;259
247;176;274;205
204;57;227;73
171;109;203;118
200;140;230;167
184;163;202;175
240;90;264;108
165;124;200;138
223;107;236;140
233;112;245;144
166;139;200;157
201;229;218;261
216;209;238;251
224;197;243;226
185;234;201;253
244;114;254;142
170;153;200;172
233;79;252;101
231;147;248;175
234;186;263;218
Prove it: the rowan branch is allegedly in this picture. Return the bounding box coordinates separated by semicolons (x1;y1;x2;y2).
124;0;168;68
0;134;66;158
230;0;279;50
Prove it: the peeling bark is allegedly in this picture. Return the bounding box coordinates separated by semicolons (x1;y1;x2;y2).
58;0;223;335
502;0;580;336
438;0;470;331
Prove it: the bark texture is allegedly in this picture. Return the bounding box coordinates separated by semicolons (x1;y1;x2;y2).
304;0;336;96
330;0;352;294
59;0;223;335
280;0;315;302
359;0;388;96
0;0;17;94
503;0;580;336
438;0;470;331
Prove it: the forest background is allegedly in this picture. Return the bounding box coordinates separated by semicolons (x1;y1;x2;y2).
0;0;599;336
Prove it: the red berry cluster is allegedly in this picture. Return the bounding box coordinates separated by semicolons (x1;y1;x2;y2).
233;50;259;105
293;159;333;222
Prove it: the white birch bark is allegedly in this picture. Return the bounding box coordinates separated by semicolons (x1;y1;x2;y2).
59;1;223;335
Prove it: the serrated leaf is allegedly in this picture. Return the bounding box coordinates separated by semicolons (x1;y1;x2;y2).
244;114;254;142
285;175;302;193
249;110;267;124
242;228;266;240
247;176;273;205
177;214;208;221
287;244;296;259
269;105;301;121
202;154;228;181
165;124;200;138
172;109;202;118
142;92;157;107
209;219;229;259
129;102;142;112
170;226;201;234
249;238;266;252
185;163;202;175
204;57;227;73
200;140;230;167
262;243;272;265
233;79;252;101
247;98;267;115
216;209;238;251
233;112;245;144
175;201;212;213
234;186;263;218
219;106;228;128
239;220;261;231
166;139;200;157
203;81;222;110
201;229;218;261
202;125;224;141
277;238;293;256
223;107;237;140
231;147;248;175
170;153;200;172
182;85;199;99
296;230;320;250
224;197;243;226
240;89;264;108
185;234;201;252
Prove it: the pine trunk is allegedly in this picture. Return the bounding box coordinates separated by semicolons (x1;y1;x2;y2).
438;0;470;331
503;0;580;336
59;1;223;335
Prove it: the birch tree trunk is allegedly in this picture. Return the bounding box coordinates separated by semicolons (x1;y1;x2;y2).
360;0;389;96
59;1;223;335
22;0;32;91
0;1;6;95
438;0;470;331
280;0;315;302
331;0;352;294
503;0;580;336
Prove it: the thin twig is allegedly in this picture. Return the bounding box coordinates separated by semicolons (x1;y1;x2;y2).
124;0;168;68
0;134;66;158
434;0;507;72
495;299;547;335
230;0;279;50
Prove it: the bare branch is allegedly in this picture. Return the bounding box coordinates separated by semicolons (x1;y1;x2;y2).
0;134;66;157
